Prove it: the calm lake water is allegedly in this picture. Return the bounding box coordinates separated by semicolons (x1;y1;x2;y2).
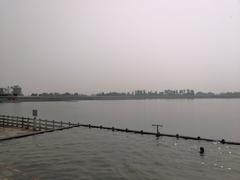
0;99;240;179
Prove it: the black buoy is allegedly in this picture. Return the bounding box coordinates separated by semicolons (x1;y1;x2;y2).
197;136;201;140
112;127;115;131
199;147;205;154
140;130;143;135
221;139;225;144
176;134;179;139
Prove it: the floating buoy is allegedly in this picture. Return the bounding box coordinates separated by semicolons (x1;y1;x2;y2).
199;147;204;154
221;139;225;144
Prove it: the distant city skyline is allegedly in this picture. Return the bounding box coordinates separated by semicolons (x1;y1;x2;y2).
1;0;240;95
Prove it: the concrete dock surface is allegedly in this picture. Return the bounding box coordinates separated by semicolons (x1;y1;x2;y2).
0;127;34;139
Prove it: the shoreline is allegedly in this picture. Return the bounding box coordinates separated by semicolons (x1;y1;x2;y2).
1;95;240;103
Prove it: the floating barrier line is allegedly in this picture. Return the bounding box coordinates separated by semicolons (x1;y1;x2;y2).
0;115;239;145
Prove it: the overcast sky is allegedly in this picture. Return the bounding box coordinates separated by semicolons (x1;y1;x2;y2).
1;0;240;95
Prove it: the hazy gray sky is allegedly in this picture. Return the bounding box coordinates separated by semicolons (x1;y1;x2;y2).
1;0;240;95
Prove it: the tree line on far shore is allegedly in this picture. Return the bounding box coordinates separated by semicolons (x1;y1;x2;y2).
30;89;240;98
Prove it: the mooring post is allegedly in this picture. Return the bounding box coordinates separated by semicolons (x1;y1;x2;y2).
152;124;163;137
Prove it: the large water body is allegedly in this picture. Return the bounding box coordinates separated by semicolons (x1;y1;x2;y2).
0;99;240;179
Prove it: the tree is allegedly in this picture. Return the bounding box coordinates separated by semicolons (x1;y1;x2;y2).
11;85;22;96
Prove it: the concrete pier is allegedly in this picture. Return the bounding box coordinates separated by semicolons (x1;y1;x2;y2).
0;127;35;139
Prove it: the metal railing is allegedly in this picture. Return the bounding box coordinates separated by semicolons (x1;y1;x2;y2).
0;115;76;131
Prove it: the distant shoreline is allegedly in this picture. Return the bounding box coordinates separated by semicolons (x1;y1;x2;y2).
1;95;240;103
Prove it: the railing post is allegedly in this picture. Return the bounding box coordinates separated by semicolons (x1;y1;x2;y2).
10;116;12;127
22;117;24;128
2;115;5;127
45;120;47;130
11;116;13;127
13;117;15;127
16;116;19;127
27;118;29;129
33;117;36;131
12;117;14;127
39;119;41;131
14;116;16;127
6;115;9;127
